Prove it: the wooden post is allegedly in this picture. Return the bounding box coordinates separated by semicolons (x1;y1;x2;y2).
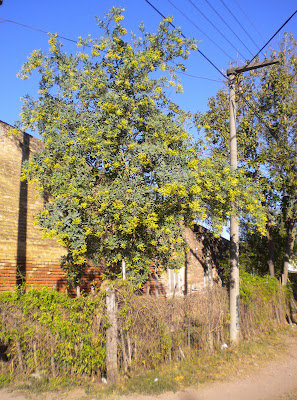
155;259;159;298
106;287;118;385
15;338;24;372
226;58;280;345
228;72;240;345
122;260;126;280
76;285;80;298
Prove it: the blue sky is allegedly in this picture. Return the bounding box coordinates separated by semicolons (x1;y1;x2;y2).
0;0;296;136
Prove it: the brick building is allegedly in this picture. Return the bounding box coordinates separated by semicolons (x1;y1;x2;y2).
144;225;226;297
0;121;100;292
0;121;226;295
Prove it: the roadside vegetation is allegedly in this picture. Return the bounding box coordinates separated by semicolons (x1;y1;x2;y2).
0;274;294;395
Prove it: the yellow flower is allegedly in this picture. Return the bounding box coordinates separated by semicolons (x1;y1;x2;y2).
114;15;124;23
113;200;125;210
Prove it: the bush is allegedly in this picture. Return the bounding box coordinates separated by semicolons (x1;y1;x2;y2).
240;272;289;338
0;288;106;377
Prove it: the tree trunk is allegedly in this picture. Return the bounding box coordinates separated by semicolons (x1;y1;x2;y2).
266;221;275;277
106;287;118;385
282;220;296;285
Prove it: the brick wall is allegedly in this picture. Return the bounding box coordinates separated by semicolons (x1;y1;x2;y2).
0;121;101;292
144;226;227;297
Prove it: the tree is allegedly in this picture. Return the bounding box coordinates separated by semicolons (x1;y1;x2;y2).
256;34;297;284
198;33;297;284
18;7;265;288
17;8;203;286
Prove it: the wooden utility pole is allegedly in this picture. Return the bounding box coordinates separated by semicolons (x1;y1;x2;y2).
226;58;280;345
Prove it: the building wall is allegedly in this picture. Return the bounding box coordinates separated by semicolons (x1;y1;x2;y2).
183;226;223;293
144;226;227;298
0;121;100;292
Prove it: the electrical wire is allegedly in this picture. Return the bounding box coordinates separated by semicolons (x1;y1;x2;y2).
146;0;294;143
203;0;259;59
185;0;247;60
0;14;223;83
232;0;265;43
144;0;227;79
218;0;262;56
231;8;297;140
3;3;291;137
0;18;79;45
167;0;234;61
236;81;278;140
145;0;295;137
178;71;223;82
242;97;277;140
249;8;297;65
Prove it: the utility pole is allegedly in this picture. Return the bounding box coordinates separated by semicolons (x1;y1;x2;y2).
226;58;280;345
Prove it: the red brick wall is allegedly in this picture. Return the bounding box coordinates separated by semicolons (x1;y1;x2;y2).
0;121;101;292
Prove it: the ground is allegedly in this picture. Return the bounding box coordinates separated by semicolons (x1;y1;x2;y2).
1;329;297;400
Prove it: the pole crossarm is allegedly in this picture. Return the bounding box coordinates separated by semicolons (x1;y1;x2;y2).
227;58;280;76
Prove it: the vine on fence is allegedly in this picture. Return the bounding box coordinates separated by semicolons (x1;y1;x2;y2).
0;275;290;381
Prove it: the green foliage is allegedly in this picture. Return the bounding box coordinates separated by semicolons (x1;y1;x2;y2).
239;272;289;336
240;272;279;307
240;226;287;277
0;288;106;376
0;374;12;388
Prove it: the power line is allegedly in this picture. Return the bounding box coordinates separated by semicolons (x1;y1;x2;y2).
185;0;247;60
202;0;257;60
166;0;234;61
218;0;263;56
228;10;297;136
178;71;223;82
249;8;297;64
144;0;227;79
0;18;79;45
232;0;265;43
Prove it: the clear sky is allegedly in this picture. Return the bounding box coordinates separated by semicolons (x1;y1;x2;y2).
0;0;296;137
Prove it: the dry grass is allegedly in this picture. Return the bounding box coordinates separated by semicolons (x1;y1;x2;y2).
116;286;229;373
116;328;290;395
277;391;297;400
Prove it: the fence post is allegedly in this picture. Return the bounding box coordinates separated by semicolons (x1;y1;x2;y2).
106;286;118;384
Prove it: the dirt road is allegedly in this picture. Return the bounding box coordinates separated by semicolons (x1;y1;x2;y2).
1;333;297;400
